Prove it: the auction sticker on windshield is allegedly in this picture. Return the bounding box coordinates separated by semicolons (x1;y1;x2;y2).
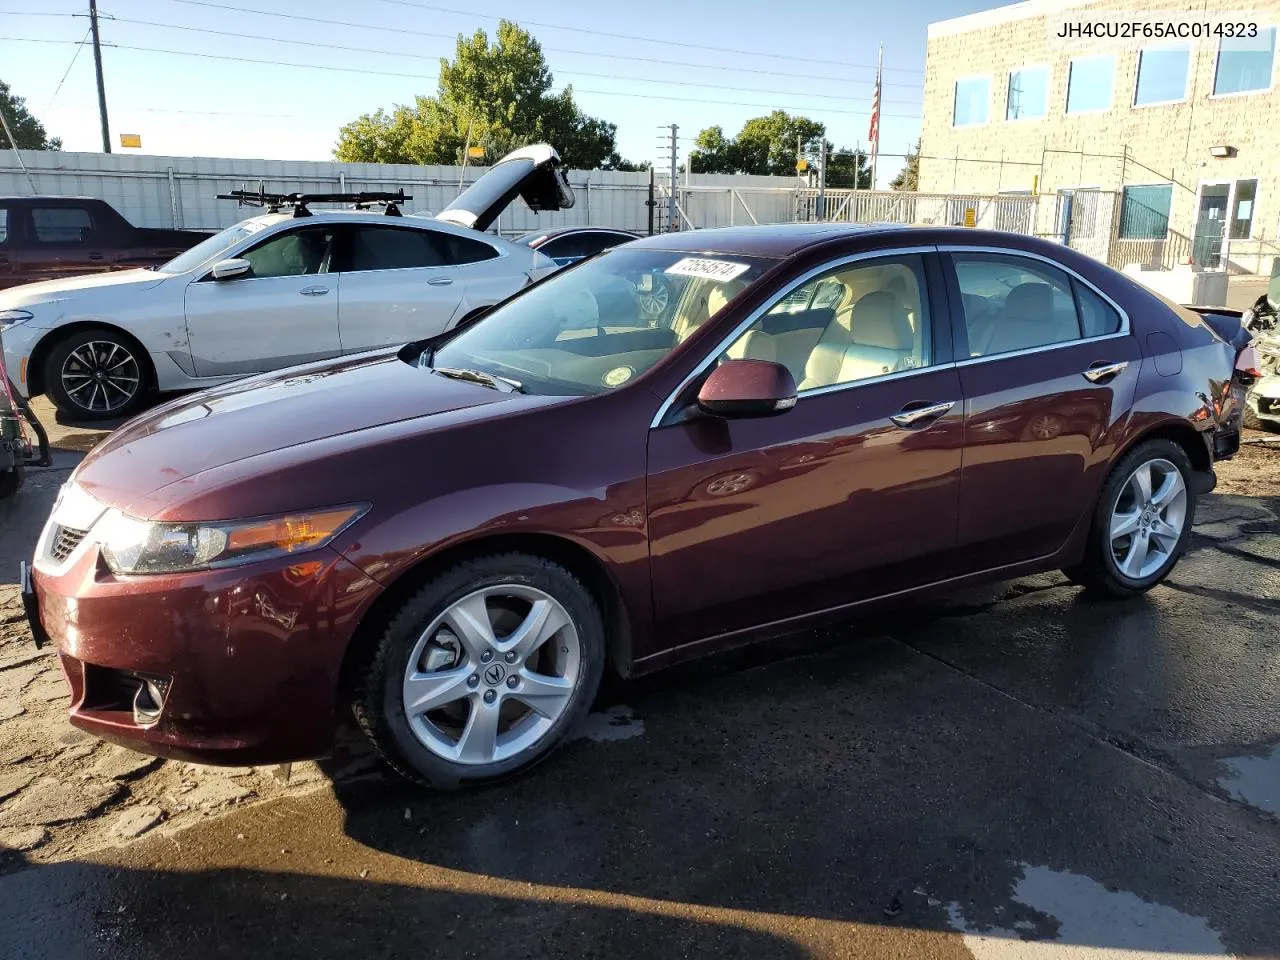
665;257;751;282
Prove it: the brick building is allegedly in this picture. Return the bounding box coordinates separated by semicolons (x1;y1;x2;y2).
918;0;1280;274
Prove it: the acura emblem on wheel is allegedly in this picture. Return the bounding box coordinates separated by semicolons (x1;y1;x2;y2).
483;663;507;686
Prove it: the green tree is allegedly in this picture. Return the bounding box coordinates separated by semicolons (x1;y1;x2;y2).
334;22;634;169
690;111;826;177
890;141;920;191
825;145;871;189
688;125;738;174
0;80;61;150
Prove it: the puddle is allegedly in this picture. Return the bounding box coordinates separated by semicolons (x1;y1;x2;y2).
949;865;1229;959
1217;745;1280;816
572;705;644;743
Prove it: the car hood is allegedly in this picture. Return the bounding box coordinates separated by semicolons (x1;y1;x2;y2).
435;144;576;232
72;351;520;513
0;269;168;309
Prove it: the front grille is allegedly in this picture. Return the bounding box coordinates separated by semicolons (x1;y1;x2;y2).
49;524;89;563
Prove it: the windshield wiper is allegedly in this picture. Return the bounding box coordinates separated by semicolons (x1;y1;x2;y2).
433;366;524;393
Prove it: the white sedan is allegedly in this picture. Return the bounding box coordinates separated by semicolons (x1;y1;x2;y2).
0;145;571;420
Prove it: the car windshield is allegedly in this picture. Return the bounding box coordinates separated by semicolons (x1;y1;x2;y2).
428;247;775;396
159;218;274;274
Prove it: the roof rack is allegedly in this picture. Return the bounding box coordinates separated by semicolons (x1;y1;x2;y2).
216;186;413;218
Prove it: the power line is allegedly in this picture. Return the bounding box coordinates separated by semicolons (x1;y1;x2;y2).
0;37;920;118
367;0;926;74
154;0;923;89
45;25;93;110
91;14;923;109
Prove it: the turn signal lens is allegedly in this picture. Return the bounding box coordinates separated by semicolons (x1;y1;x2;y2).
226;509;364;555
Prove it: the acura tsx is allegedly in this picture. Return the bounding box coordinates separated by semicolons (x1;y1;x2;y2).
24;223;1251;789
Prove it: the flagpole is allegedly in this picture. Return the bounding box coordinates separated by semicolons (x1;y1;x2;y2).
870;42;883;191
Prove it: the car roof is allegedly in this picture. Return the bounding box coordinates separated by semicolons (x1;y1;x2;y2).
625;223;1081;260
237;210;513;243
528;227;639;239
627;223;914;257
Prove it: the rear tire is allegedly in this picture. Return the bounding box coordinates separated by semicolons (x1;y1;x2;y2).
353;553;606;790
44;328;152;422
1063;439;1196;598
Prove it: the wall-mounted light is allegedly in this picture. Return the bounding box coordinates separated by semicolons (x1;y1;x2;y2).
1209;145;1237;158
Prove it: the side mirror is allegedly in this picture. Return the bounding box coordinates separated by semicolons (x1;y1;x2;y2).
210;258;252;281
696;359;797;419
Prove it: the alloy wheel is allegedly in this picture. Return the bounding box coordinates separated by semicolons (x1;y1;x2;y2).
60;340;141;414
635;275;670;320
1109;457;1187;580
401;585;582;765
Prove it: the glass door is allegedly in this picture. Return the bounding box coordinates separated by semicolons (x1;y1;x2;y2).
1192;183;1230;268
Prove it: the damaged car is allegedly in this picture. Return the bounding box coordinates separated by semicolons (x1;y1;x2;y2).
23;225;1253;790
1240;259;1280;430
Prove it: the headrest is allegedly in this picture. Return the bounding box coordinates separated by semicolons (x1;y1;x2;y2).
707;281;746;318
850;290;913;350
1004;282;1052;318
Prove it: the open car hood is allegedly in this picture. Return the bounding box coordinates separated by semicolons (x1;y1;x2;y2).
435;144;575;232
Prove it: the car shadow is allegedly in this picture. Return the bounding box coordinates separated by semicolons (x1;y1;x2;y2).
0;848;813;960
310;561;1280;957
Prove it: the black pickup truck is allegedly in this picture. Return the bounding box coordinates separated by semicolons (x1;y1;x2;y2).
0;195;210;290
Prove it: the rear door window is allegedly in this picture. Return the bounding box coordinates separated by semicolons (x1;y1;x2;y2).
31;206;95;244
950;253;1085;358
345;226;446;272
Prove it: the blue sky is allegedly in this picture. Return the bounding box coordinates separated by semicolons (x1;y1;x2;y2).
2;0;998;185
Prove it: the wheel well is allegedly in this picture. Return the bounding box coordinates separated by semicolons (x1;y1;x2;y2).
336;532;633;702
1126;422;1211;474
27;322;156;398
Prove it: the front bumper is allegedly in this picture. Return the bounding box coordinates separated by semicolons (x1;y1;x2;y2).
0;322;38;399
30;544;383;765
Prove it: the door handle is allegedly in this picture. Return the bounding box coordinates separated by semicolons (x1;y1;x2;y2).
426;277;454;286
891;400;956;428
88;253;105;262
1082;360;1128;383
299;285;330;296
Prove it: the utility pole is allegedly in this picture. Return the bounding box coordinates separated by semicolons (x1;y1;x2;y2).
816;139;827;220
667;124;678;233
89;0;111;153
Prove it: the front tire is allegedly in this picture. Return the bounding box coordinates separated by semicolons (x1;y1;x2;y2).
44;328;151;422
353;553;606;790
1063;439;1196;597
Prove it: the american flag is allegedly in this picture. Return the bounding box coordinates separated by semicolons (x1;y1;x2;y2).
868;48;882;148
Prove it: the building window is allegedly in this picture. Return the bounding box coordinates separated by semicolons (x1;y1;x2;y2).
1066;55;1114;113
1213;28;1276;95
1119;185;1173;239
1230;179;1257;239
1007;67;1049;120
953;77;990;126
1134;44;1191;105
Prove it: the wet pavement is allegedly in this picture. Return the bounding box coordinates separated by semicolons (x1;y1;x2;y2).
1;399;1279;958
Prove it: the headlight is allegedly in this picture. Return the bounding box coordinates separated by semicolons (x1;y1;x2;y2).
0;309;34;329
95;504;368;575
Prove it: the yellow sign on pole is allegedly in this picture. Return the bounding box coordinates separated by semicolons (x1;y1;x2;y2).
466;145;485;160
963;207;977;228
119;134;142;149
795;159;809;173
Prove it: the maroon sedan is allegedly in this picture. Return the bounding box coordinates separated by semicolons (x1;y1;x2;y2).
24;224;1251;789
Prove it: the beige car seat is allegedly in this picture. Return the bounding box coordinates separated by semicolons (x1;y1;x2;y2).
800;290;914;389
